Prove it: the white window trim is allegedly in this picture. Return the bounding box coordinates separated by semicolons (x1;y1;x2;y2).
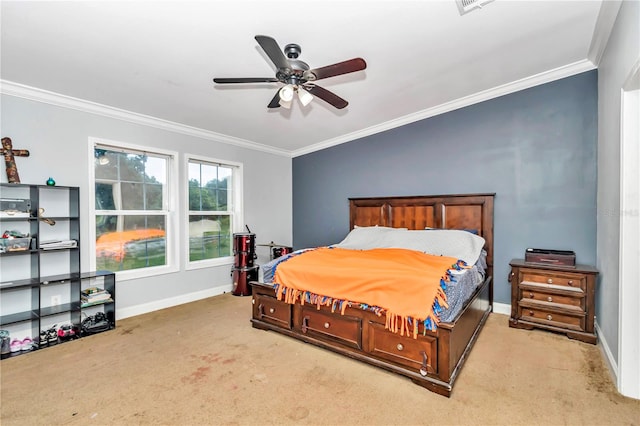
184;153;243;271
88;137;180;281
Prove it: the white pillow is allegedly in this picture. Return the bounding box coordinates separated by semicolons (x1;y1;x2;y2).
379;229;486;265
335;226;405;249
335;228;485;265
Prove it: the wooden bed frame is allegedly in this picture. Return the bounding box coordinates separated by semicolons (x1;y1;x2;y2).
250;193;495;397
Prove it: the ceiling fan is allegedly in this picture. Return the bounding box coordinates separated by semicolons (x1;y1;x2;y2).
213;35;367;110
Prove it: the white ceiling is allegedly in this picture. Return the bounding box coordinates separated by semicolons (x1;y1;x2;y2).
1;1;607;157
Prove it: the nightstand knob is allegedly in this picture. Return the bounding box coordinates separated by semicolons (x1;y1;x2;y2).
529;292;534;298
568;280;573;286
269;308;275;314
547;296;553;302
529;310;534;316
324;322;330;329
547;278;553;284
397;343;404;351
547;314;553;320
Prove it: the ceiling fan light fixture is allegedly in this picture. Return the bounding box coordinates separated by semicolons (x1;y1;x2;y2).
279;98;292;109
298;87;314;107
279;84;295;102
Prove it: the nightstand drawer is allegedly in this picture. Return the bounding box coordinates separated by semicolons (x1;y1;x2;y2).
300;306;362;349
518;304;585;331
519;287;584;309
520;270;586;290
253;294;292;329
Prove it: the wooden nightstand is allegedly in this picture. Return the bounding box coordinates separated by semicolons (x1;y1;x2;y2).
508;259;598;344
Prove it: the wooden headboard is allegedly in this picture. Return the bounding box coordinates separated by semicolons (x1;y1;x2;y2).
349;193;495;275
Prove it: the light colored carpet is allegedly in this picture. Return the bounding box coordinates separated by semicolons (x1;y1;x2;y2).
1;293;638;425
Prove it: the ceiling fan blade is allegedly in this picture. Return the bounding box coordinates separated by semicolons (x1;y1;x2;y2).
304;84;348;109
255;35;290;71
213;77;279;84
267;90;281;108
305;58;367;81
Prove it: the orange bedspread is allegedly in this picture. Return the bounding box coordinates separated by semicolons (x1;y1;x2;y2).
273;247;460;336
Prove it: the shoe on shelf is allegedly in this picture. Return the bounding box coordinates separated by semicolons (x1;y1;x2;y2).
46;327;58;345
10;339;22;353
39;330;48;348
20;337;34;351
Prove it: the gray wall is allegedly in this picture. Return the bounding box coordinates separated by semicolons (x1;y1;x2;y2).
293;70;598;306
1;94;292;317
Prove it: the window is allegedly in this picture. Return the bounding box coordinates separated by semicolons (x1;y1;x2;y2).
92;142;177;276
187;156;242;266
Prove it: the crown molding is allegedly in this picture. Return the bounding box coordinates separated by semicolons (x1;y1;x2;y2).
291;59;597;157
588;0;623;66
1;58;597;161
0;80;292;158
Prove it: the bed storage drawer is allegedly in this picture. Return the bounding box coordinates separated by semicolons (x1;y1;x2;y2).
253;293;292;329
366;322;438;375
299;306;362;349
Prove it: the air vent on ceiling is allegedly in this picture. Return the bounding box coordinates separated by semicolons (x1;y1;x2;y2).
456;0;494;15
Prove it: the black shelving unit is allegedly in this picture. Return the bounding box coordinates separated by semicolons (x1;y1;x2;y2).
0;183;116;358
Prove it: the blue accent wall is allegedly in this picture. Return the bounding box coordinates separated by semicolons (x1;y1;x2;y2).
292;70;597;305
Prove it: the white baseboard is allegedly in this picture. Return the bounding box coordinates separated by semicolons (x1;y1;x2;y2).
595;320;619;384
493;301;511;316
115;284;232;320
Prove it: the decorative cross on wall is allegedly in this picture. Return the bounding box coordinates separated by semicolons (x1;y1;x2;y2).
1;137;30;184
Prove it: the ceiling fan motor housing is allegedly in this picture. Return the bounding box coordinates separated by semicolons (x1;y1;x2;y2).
284;43;301;58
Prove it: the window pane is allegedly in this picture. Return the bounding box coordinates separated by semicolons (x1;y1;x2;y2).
201;164;217;187
121;182;144;209
95;183;116;210
218;188;228;211
145;183;164;210
144;156;166;185
95;215;167;272
189;178;202;211
120;153;145;182
188;215;231;261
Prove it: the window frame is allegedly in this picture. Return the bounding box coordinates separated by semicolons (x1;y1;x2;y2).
184;153;243;270
88;137;179;281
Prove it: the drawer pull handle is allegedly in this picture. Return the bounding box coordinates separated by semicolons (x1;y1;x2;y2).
529;310;534;316
508;271;514;283
547;278;553;284
324;322;330;329
419;351;429;377
302;316;309;334
257;303;265;319
547;296;553;302
568;280;573;286
547;314;553;321
396;343;404;351
529;292;534;298
269;308;275;314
